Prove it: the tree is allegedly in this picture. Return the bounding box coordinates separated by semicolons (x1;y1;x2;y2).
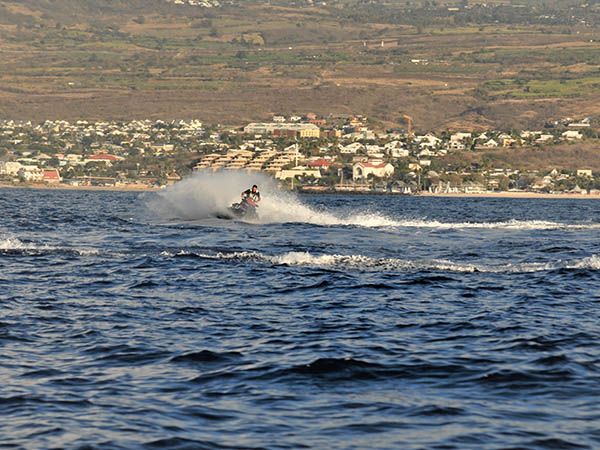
47;157;60;168
516;174;535;190
497;176;510;191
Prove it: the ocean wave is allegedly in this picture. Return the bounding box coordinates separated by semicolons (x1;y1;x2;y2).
170;349;243;364
257;358;477;383
0;236;50;253
0;236;100;257
568;255;600;270
161;250;600;274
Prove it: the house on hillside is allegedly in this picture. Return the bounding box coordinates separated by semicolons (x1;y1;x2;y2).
475;132;489;142
352;160;394;181
417;133;442;149
339;142;365;154
480;139;499;148
535;134;555;144
366;145;384;155
450;132;471;142
568;118;591;128
447;140;466;151
577;169;593;177
307;158;335;170
86;153;124;166
384;141;409;158
562;130;583;140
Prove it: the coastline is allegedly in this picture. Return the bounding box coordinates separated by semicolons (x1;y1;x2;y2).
1;182;599;199
301;188;600;199
418;191;600;200
0;183;162;193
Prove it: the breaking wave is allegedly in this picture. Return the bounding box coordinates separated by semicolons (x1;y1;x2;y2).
147;171;600;230
161;250;600;274
0;235;99;257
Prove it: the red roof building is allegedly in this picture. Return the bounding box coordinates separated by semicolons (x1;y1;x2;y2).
359;161;388;169
352;160;395;180
89;154;122;162
42;169;61;184
307;159;334;169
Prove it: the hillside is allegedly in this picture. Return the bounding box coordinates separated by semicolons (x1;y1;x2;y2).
1;0;600;129
441;143;600;173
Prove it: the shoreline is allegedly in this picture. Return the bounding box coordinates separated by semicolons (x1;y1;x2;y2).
1;183;599;199
0;183;162;193
300;189;600;199
418;191;600;200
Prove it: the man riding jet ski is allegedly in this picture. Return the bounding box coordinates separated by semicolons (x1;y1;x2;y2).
229;184;260;219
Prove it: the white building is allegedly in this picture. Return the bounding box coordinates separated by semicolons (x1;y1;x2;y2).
275;166;322;180
535;134;555;144
352;160;395;180
243;122;320;138
562;130;583;140
577;169;593;177
0;161;23;176
481;139;499;148
339;142;365;154
417;133;442;149
450;132;471;142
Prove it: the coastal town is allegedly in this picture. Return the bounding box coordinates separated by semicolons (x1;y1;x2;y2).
0;114;598;195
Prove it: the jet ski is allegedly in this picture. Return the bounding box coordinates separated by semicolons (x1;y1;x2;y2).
216;197;259;220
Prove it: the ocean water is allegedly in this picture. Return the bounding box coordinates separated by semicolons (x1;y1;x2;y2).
1;177;600;449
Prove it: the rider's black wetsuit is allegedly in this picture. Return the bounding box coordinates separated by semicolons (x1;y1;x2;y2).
241;189;261;203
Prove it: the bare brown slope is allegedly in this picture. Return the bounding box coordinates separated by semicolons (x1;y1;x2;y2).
442;143;600;172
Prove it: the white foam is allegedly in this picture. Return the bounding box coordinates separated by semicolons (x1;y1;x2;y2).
280;215;600;231
145;170;416;226
567;255;600;270
161;249;600;274
146;171;278;222
76;248;101;256
390;219;600;231
0;234;99;256
148;171;600;230
269;252;485;272
0;236;51;252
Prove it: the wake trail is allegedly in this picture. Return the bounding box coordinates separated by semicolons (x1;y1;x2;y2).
146;171;600;230
161;250;600;274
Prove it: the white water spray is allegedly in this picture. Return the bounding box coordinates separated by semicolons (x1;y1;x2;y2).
145;170;345;224
147;171;600;230
145;170;273;221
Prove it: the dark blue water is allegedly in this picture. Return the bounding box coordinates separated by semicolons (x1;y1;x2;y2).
1;187;599;449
